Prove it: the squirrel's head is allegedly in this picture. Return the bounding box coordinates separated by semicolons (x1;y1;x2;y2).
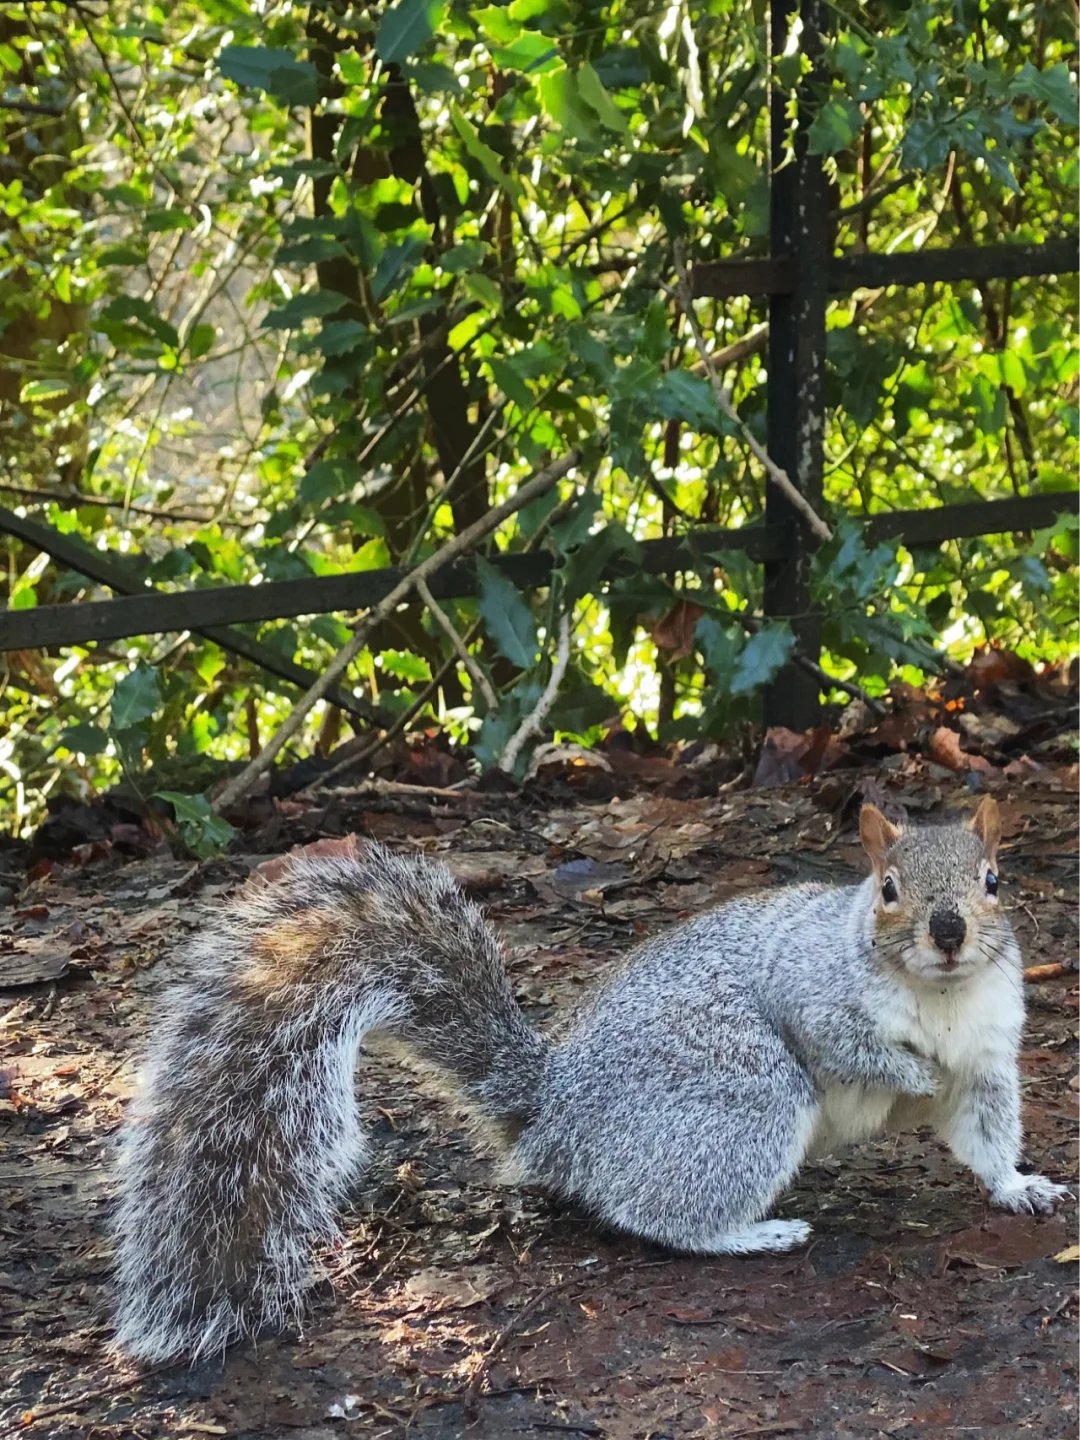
860;797;1008;982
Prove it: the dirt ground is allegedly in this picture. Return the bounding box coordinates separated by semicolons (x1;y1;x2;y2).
1;767;1076;1440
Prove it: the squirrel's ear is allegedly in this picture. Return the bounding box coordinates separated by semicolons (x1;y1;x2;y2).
970;795;1001;864
860;804;901;874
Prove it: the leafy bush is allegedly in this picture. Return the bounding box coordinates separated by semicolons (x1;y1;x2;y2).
1;0;1076;830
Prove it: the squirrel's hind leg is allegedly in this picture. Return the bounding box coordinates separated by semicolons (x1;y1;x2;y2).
601;1093;818;1257
690;1218;812;1255
569;1039;819;1258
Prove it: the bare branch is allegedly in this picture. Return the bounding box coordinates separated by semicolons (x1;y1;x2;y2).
0;482;233;526
0;99;65;116
417;577;499;714
685;321;770;376
308;777;472;803
310;485;587;789
498;612;572;774
213;447;584;813
670;244;833;544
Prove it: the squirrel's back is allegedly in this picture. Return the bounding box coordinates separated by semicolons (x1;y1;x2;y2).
503;880;857;1206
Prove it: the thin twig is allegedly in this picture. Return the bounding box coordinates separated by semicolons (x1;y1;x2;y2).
312;659;457;788
213;447;585;813
0;99;65;116
685;321;770;377
416;577;499;713
671;243;833;544
0;482;228;526
309;778;473;803
790;649;883;714
831;171;913;220
499;612;572;773
71;1;171;192
311;486;587;789
462;1275;579;1419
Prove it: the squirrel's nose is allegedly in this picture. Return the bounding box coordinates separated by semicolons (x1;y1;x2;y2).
929;907;966;954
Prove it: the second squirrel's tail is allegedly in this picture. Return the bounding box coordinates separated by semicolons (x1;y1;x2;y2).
112;842;547;1364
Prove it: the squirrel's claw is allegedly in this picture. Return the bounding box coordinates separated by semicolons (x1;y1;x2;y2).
990;1173;1071;1215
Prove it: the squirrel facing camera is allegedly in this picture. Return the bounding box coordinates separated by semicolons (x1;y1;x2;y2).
859;796;1004;980
112;800;1069;1364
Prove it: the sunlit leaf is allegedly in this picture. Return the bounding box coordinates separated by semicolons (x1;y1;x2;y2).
157;791;236;859
807;96;865;155
376;0;446;65
111;663;162;732
729;624;795;697
476;558;539;667
379;649;432;682
219;45;319;107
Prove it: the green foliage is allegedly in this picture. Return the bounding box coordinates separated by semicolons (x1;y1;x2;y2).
219;45;320;106
476;559;539;668
60;722;110;756
156;791;237;859
110;662;162;732
376;0;446;65
0;0;1076;830
730;625;796;698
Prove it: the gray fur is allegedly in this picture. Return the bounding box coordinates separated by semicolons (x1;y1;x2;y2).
113;818;1068;1363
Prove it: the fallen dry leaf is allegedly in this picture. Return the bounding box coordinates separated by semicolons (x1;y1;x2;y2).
254;834;363;885
753;725;845;787
401;1266;503;1313
943;1215;1071;1272
928;726;995;775
967;646;1036;692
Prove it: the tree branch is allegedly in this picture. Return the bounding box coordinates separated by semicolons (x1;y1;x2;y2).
684;322;770;380
308;484;588;790
0;481;232;526
498;612;572;774
0;98;65;116
213;447;585;813
417;577;499;713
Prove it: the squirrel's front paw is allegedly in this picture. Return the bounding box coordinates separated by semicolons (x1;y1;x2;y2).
897;1050;941;1097
990;1172;1071;1215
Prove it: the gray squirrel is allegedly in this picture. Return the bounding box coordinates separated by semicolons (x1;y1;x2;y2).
112;796;1068;1363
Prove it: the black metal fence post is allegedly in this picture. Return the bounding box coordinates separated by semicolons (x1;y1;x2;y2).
763;0;830;730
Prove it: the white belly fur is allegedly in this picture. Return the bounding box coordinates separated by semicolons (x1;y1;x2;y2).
805;964;1022;1162
807;1083;898;1160
880;962;1022;1074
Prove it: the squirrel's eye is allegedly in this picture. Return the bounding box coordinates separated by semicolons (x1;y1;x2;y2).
882;877;898;904
985;871;998;896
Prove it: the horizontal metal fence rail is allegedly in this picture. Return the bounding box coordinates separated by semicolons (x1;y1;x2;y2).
0;503;384;722
1;491;1074;653
689;236;1080;300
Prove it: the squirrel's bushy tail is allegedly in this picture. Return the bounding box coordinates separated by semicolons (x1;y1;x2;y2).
113;842;546;1364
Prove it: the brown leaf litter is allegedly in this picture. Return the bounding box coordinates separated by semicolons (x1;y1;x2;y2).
0;760;1076;1440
